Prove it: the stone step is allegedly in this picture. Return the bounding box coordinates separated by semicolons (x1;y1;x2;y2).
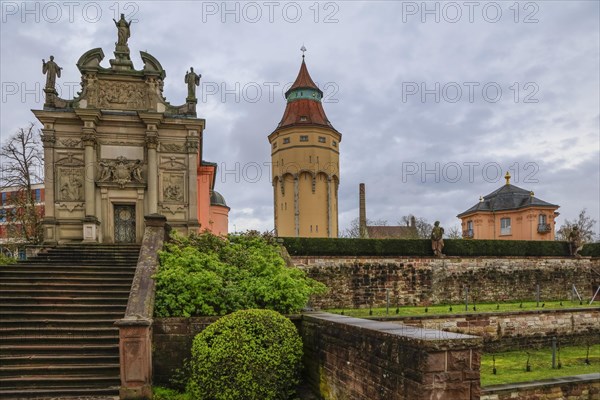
0;362;120;377
0;326;118;337
0;296;129;305
0;282;132;291
0;289;131;297
0;276;134;285
0;271;134;279
0;334;118;346
0;310;125;320
0;318;119;329
0;343;119;356
0;374;120;389
0;354;119;367
0;386;119;400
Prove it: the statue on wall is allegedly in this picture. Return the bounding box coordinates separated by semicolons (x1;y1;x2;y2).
113;13;132;47
42;56;62;90
431;221;445;257
185;67;201;100
568;226;583;258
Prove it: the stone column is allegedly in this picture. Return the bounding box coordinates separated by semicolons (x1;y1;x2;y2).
82;132;96;217
145;133;159;214
40;129;57;244
82;130;99;243
186;132;200;231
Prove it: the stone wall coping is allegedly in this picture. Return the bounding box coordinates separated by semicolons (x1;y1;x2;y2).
481;373;600;393
372;307;600;322
119;215;166;322
292;255;595;261
305;312;482;349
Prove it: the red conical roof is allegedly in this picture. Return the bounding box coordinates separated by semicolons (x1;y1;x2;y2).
285;58;323;97
276;58;335;131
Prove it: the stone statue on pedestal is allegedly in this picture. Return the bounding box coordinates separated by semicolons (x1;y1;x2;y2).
42;56;62;90
113;14;132;47
185;67;201;100
431;221;445;257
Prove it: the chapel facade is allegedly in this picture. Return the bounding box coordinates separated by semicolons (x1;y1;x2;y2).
34;15;227;244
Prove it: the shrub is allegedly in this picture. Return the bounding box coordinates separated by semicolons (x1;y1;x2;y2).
0;253;17;265
188;309;303;400
154;231;326;317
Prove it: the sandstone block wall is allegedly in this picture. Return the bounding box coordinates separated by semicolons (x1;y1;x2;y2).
301;312;482;400
293;256;599;309
380;308;600;351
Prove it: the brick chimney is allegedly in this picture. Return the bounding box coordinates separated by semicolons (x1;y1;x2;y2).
359;183;367;238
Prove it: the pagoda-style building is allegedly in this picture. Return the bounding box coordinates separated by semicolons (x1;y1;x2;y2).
268;52;341;237
457;172;559;240
33;15;228;244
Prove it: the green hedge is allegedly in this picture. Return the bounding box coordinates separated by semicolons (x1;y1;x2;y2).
581;242;600;257
280;237;598;257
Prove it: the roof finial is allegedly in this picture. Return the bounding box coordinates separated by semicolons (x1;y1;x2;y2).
504;171;511;185
300;45;307;59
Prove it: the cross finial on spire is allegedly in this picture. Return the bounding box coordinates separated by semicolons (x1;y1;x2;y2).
300;45;307;59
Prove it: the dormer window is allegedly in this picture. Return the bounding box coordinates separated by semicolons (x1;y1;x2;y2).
300;116;308;122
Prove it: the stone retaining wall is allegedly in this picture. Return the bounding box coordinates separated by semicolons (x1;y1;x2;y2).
378;308;600;351
293;256;599;309
301;312;482;400
481;373;600;400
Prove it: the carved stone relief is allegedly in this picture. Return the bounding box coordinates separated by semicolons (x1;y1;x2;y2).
57;167;84;201
161;143;185;153
59;139;82;148
88;80;148;110
162;173;184;202
97;156;144;188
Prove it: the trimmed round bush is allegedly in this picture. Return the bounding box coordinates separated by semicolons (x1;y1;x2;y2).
188;309;303;400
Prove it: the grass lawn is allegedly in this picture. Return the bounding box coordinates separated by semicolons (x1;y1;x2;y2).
481;344;600;386
325;300;599;318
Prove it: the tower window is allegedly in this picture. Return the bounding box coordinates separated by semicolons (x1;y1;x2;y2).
300;135;309;142
318;136;326;143
332;140;337;147
283;138;290;144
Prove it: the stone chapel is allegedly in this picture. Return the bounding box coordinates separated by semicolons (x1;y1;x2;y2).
34;15;228;244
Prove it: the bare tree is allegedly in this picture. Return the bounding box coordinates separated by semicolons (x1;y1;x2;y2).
340;217;388;238
0;123;44;244
399;215;433;239
445;225;462;239
556;208;597;243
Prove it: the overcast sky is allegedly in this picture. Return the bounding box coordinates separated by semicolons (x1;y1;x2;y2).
1;1;599;236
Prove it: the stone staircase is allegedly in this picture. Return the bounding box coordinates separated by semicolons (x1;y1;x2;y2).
0;244;140;399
